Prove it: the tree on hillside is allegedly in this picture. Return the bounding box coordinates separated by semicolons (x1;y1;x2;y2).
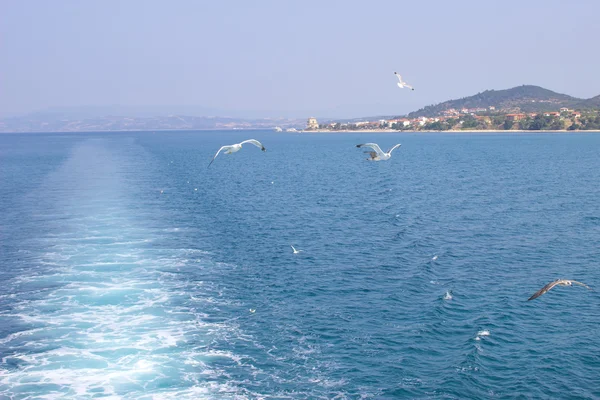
518;118;532;130
423;121;451;131
460;115;479;129
446;118;458;128
550;118;564;130
492;115;505;126
529;115;552;130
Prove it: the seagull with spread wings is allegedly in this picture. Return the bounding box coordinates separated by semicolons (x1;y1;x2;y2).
394;72;414;90
291;245;303;254
208;139;266;167
356;143;401;161
528;279;592;301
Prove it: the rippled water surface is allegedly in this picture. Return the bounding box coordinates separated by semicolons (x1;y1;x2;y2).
1;131;600;398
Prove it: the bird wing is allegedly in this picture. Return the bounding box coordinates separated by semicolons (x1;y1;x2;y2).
357;143;385;157
571;280;592;290
404;83;414;90
208;145;231;168
528;280;561;301
387;144;402;154
394;72;403;83
240;139;266;151
291;245;296;252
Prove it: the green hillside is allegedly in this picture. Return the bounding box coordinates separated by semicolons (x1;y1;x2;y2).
576;95;600;109
408;85;585;118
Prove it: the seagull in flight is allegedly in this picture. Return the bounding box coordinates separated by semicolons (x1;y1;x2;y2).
291;245;303;254
356;143;401;161
394;72;414;90
528;279;592;301
208;139;266;167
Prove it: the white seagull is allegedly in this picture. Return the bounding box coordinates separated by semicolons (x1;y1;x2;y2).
528;279;592;301
291;245;303;254
394;72;414;90
208;139;266;167
356;143;401;161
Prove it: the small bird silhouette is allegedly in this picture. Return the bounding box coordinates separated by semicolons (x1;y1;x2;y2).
208;139;266;167
528;279;592;301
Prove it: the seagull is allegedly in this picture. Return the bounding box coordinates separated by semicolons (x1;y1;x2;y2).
432;255;438;261
394;72;414;90
356;143;401;161
528;279;592;301
249;309;256;313
208;139;266;167
291;245;303;254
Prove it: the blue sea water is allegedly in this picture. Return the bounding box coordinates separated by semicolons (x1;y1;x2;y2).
1;130;600;399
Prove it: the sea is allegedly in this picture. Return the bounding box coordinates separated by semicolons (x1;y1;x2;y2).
1;130;599;399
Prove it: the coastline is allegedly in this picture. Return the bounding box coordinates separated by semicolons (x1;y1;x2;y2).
2;128;599;135
303;129;600;134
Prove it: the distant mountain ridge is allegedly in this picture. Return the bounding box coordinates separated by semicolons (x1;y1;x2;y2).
0;114;304;133
408;85;600;118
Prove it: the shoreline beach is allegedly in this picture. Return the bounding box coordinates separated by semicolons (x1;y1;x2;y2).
303;129;600;134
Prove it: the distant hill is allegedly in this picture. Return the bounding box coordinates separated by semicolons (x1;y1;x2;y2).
407;85;597;118
0;114;305;133
577;95;600;109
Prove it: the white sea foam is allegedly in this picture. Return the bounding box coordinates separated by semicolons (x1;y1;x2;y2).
0;143;283;399
0;232;250;398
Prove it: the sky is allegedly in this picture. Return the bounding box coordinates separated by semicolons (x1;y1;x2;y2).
1;0;600;119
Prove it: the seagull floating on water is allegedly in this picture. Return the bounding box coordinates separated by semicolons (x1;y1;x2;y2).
394;72;414;90
291;245;303;254
208;139;266;167
432;255;438;261
356;143;401;161
249;309;256;313
528;279;592;301
475;330;490;341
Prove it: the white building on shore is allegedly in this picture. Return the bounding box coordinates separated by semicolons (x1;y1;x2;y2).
306;117;319;130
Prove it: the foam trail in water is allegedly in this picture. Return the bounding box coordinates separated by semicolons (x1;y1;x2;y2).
0;141;256;399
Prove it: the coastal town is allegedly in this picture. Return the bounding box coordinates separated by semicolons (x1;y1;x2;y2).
302;107;600;132
3;84;599;133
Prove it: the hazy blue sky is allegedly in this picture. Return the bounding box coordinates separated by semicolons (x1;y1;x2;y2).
2;0;599;118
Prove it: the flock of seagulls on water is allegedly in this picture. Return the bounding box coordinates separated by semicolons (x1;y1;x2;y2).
205;137;592;302
201;70;592;304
